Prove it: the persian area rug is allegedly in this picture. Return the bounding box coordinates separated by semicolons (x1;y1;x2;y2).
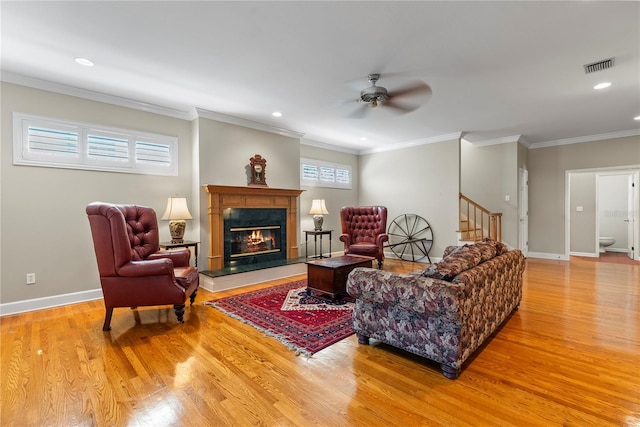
204;279;355;356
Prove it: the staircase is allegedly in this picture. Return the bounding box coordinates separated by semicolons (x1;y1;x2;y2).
458;193;502;242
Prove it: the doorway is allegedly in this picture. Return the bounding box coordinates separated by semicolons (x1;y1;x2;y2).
567;168;639;261
596;171;638;260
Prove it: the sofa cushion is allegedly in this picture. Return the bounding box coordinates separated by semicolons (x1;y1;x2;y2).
481;238;508;256
422;245;480;281
422;239;505;281
442;245;464;259
420;264;449;280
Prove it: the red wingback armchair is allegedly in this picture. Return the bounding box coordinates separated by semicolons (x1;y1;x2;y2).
86;202;199;331
340;206;389;268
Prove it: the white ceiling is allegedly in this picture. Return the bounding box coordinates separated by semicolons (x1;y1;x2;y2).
2;1;639;153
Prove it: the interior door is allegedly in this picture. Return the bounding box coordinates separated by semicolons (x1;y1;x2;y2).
519;168;529;256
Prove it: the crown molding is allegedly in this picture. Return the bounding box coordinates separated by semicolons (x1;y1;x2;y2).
1;72;193;120
299;138;359;155
194;108;304;139
359;132;463;155
530;129;640;149
463;135;523;147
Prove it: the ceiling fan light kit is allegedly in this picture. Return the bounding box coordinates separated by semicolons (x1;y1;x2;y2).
360;74;389;107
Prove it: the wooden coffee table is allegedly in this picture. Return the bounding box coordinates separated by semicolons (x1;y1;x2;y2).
306;255;375;299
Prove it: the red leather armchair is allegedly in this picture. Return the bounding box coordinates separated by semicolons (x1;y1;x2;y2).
340;206;389;268
86;202;199;331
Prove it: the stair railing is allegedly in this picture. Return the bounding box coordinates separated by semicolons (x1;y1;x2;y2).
459;193;502;242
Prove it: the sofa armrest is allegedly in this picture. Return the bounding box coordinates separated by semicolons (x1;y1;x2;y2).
347;268;464;320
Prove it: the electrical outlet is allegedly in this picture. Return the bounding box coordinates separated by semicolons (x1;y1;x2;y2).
26;273;36;285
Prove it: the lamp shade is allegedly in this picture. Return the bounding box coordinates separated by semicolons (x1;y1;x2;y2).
308;199;329;215
161;197;193;220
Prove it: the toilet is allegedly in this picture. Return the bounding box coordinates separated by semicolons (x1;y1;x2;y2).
599;237;615;253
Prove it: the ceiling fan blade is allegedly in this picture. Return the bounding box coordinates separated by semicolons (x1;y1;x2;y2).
346;102;371;119
383;100;419;114
387;81;431;99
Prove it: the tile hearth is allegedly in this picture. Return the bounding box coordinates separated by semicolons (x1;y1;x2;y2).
200;257;307;278
199;257;309;292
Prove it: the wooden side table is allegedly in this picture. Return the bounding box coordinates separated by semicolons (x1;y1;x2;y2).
304;230;333;259
159;240;200;267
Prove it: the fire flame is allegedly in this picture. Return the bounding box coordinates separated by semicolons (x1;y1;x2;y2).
249;230;263;244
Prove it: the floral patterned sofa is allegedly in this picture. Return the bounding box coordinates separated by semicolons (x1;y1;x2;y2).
346;239;525;379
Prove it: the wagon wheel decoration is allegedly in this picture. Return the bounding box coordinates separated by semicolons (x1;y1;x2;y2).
387;214;433;263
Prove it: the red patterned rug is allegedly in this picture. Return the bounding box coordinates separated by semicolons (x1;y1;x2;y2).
204;279;355;356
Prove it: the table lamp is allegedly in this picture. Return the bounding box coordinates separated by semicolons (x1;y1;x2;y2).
309;199;329;231
161;197;193;243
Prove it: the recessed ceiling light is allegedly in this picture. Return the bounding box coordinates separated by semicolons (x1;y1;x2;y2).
634;116;640;121
272;111;282;117
360;137;367;141
75;57;94;67
593;82;611;90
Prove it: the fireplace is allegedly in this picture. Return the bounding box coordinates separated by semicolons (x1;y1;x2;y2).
224;208;287;267
204;185;304;271
230;226;280;257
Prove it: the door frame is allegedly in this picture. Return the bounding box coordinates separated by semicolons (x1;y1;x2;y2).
518;168;529;256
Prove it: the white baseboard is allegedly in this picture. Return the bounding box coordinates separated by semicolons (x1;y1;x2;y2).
604;248;630;253
527;252;570;261
570;251;598;258
0;288;103;317
199;263;307;293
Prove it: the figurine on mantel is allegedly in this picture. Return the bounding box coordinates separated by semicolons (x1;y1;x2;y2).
249;154;268;187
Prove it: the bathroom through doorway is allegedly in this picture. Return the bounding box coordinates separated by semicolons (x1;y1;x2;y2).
567;167;639;261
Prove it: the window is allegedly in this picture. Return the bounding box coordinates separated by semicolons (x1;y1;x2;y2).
300;158;352;189
13;113;178;176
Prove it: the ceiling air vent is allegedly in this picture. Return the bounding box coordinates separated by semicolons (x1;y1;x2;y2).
583;57;615;74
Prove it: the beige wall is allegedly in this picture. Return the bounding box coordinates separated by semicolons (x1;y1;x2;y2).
358;139;460;259
569;172;597;254
461;140;521;248
196;116;302;267
528;135;640;257
299;145;359;257
0;83;193;304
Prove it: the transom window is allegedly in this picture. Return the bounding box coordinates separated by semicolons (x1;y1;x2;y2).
13;113;178;176
301;158;352;189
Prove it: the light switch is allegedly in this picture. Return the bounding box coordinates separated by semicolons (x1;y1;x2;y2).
505;195;510;202
576;206;584;212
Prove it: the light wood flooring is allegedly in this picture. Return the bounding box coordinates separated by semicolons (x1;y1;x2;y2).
1;256;638;426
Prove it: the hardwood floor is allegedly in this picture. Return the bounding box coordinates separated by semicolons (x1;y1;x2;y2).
1;257;638;426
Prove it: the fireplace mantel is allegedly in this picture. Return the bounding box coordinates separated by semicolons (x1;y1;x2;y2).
203;185;304;270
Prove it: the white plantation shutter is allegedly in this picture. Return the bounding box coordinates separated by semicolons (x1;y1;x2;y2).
136;139;172;167
300;158;352;189
14;113;177;175
87;131;130;163
336;167;350;185
26;123;80;160
319;166;335;183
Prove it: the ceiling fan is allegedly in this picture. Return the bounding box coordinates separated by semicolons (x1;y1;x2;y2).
347;73;431;118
